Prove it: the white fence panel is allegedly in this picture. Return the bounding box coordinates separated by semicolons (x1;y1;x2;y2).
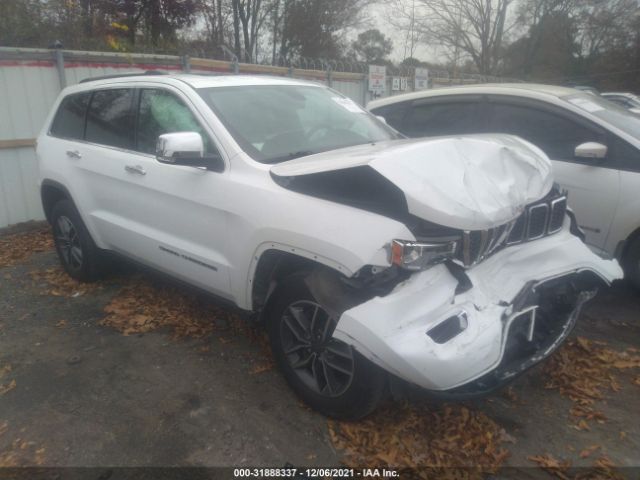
0;147;42;227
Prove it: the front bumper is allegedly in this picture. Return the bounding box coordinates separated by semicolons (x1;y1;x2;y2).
333;226;622;391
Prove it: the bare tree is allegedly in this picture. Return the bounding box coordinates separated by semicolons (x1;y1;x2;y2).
574;0;638;61
390;0;516;75
231;0;275;61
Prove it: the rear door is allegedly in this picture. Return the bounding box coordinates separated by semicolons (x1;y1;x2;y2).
486;97;620;251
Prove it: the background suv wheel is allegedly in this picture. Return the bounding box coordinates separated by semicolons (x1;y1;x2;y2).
267;273;388;420
51;199;105;282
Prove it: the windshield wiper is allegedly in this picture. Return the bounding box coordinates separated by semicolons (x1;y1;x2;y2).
263;150;315;164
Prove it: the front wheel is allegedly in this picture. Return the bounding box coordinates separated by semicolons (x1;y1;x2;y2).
267;274;387;420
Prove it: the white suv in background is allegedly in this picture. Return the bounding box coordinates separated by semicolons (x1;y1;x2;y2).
37;74;621;419
370;84;640;289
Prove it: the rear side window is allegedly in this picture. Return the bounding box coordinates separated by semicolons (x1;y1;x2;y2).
136;89;215;155
370;103;409;132
489;103;605;160
50;93;91;139
85;89;134;149
402;101;481;137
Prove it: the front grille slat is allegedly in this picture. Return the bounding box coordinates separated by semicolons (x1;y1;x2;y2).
548;197;567;233
527;204;549;240
458;193;567;268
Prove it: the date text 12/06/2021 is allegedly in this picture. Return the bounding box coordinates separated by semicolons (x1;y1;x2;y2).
233;468;401;478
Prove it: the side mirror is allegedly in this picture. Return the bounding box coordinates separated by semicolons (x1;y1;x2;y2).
156;132;223;171
376;115;388;124
575;142;607;160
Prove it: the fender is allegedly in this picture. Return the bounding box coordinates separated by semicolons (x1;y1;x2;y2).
40;178;73;222
245;242;360;310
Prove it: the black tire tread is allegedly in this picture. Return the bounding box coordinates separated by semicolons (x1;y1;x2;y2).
50;199;104;282
267;273;388;420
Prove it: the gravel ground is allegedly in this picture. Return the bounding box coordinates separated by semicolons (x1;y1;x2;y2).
0;226;639;478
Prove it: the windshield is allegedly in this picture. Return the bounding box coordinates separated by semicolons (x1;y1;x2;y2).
198;85;398;163
562;93;640;139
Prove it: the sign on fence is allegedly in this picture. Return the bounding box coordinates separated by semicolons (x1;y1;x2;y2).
368;65;386;94
415;67;429;90
392;77;409;91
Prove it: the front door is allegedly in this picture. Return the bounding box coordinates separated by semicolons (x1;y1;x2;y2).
486;98;620;251
78;86;231;297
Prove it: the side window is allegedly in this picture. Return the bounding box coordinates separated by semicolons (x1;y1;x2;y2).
85;89;135;149
610;137;640;172
136;89;215;155
370;103;409;132
489;103;605;160
50;92;91;140
402;101;480;137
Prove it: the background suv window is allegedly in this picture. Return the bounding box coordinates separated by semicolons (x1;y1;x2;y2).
489;102;605;160
402;101;481;137
50;92;91;140
136;89;215;155
85;89;134;149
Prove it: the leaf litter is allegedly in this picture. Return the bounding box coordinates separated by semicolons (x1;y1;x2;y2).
328;403;510;478
543;337;640;428
0;227;53;268
29;266;105;297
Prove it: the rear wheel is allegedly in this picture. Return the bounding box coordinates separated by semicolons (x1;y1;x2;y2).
624;235;640;290
51;199;104;282
267;274;387;419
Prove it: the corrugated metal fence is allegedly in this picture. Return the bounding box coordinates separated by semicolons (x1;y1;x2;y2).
0;46;509;228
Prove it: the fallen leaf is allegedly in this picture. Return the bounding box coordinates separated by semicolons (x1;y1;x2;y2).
0;380;17;395
0;365;11;379
579;445;600;458
528;454;571;480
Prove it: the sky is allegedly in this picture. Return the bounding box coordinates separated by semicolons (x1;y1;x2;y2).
367;2;442;64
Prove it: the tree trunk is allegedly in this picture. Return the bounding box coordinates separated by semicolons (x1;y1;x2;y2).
232;0;241;59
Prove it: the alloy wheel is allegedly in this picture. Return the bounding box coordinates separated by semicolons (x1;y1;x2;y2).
54;215;83;270
279;300;355;397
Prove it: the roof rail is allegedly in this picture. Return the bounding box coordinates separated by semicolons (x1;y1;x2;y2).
79;70;170;84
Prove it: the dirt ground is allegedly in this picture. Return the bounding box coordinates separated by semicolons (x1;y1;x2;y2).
0;225;639;479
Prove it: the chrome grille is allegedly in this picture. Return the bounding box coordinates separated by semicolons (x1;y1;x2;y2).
460;195;567;267
461;221;515;266
527;204;549;240
548;197;567;233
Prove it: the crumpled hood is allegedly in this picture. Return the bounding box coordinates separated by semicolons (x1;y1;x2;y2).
270;134;554;230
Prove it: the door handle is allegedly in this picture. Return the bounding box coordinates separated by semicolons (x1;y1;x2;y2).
125;164;146;176
66;150;82;159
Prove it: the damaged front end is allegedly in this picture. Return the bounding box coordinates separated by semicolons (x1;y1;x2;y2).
273;134;623;395
328;231;621;394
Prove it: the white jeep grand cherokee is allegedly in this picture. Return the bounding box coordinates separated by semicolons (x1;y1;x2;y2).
37;74;622;419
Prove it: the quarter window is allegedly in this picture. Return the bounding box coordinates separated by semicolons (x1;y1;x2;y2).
402;101;481;137
50;92;91;140
85;89;135;149
136;89;215;155
489;103;605;160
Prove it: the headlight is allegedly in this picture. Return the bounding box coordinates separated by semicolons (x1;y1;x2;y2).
390;239;458;271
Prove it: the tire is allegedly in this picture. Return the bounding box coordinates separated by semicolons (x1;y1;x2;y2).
51;199;104;282
624;235;640;291
267;274;388;420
